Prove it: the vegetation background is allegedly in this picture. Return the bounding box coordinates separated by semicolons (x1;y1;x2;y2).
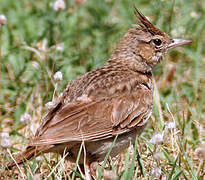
0;0;204;179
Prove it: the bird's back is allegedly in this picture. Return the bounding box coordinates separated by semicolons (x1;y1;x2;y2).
33;62;153;146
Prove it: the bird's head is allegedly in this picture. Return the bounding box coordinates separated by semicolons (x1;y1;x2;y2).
111;8;192;73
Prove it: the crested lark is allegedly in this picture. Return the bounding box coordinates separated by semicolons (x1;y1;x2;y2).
7;8;192;173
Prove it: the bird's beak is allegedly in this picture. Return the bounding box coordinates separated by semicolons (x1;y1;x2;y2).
167;38;192;50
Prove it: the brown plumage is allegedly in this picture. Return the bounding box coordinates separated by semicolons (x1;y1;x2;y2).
7;8;192;172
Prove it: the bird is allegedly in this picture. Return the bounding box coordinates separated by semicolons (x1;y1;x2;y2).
7;7;192;176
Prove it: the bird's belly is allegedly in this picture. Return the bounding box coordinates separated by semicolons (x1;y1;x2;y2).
65;124;147;164
86;124;147;162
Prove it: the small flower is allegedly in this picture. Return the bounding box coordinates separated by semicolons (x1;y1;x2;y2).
150;133;163;145
151;167;161;178
54;71;63;81
0;14;7;27
166;122;176;130
190;11;198;18
1;132;9;138
195;144;205;160
53;0;66;11
1;138;12;148
20;113;32;124
1;132;12;148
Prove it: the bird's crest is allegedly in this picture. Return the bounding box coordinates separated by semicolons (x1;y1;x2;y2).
134;7;165;36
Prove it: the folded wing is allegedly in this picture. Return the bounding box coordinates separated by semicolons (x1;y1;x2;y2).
31;86;152;146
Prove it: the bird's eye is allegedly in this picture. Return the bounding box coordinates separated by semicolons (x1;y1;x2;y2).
153;38;162;46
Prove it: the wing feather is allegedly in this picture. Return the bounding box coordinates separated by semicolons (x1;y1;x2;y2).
31;86;152;146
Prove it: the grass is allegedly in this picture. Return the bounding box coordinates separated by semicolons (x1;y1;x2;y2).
0;0;204;179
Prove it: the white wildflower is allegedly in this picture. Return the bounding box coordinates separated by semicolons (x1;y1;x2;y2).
54;71;63;81
150;133;163;145
190;11;198;18
151;167;161;178
20;113;32;124
1;132;9;138
1;132;12;148
166;121;176;130
0;14;7;27
53;0;66;11
1;138;12;148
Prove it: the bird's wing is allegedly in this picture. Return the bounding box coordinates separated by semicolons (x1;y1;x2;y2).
30;85;152;146
111;85;152;129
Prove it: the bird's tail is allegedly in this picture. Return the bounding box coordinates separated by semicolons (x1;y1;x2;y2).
6;145;53;169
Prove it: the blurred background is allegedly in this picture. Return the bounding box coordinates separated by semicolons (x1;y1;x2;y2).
0;0;204;179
